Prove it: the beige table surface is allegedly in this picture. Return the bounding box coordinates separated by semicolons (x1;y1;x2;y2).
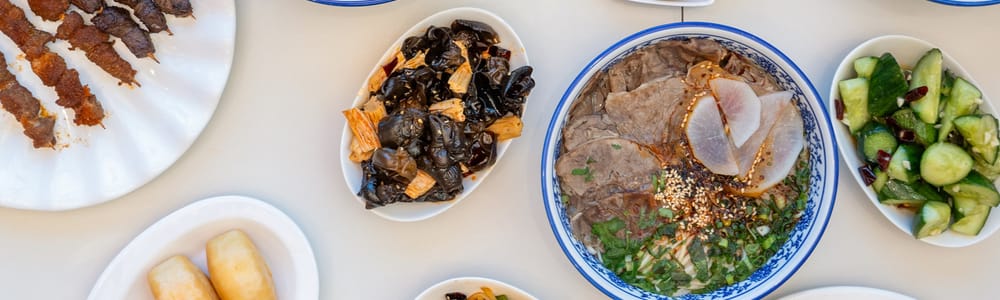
1;0;998;299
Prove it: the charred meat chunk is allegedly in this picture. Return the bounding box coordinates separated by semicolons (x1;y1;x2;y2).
56;11;138;86
115;0;171;34
93;6;156;60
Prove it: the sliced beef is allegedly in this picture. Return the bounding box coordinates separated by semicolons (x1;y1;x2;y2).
561;114;618;151
605;76;688;146
556;138;661;198
568;71;610;118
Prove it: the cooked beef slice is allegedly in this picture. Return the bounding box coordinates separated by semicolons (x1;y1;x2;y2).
570;192;657;250
561;114;619;151
556;138;661;197
605;76;688;146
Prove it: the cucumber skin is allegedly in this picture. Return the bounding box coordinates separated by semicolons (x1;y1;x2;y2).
939;77;983;142
857;122;898;163
909;49;943;124
888;144;923;183
868;53;909;117
944;170;1000;207
878;179;946;208
921;142;974;186
838;78;871;133
913;201;952;239
890;109;937;146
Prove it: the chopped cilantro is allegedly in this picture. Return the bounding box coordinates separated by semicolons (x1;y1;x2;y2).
611;143;622;150
658;207;673;219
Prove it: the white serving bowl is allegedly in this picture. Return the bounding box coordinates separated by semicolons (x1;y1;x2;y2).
339;7;530;222
541;22;839;299
829;35;1000;247
415;276;538;300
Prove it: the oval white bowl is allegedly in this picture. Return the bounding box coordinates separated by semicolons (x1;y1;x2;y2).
415;276;538;300
829;35;1000;247
86;195;319;300
339;7;530;222
0;0;235;210
541;22;839;299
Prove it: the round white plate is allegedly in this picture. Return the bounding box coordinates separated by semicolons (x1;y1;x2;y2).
928;0;1000;6
86;195;318;300
542;21;838;299
309;0;394;6
626;0;715;7
0;0;235;210
829;35;1000;247
339;7;531;222
415;277;538;300
779;286;915;300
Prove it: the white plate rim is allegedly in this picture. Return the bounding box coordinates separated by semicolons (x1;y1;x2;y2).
338;7;531;222
414;276;539;300
626;0;715;7
778;285;915;300
85;195;319;300
828;34;1000;247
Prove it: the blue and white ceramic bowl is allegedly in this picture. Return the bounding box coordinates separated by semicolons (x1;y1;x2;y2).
928;0;1000;6
540;22;839;299
309;0;394;7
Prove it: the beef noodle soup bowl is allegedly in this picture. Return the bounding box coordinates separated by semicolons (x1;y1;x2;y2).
541;22;838;299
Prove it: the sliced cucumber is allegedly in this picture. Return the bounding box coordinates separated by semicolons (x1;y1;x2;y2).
975;154;1000;181
888;144;923;183
954;114;999;164
854;56;878;79
873;168;889;193
938;77;983;141
909;49;943;124
868;53;909;117
940;70;956;98
838;78;871;133
951;197;990;236
913;201;952;239
921;142;974;186
944;170;1000;207
857;122;898;163
878;179;946;208
890;109;937;146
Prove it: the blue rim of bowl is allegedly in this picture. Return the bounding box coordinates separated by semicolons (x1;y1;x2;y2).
308;0;394;7
928;0;1000;6
540;21;839;299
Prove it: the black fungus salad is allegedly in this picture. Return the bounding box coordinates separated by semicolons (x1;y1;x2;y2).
344;19;536;209
837;48;999;238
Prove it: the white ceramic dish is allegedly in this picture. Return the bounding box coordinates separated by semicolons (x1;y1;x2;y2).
339;7;530;222
415;276;538;300
779;286;915;300
542;22;838;299
627;0;714;7
0;0;235;210
829;35;1000;247
86;195;318;300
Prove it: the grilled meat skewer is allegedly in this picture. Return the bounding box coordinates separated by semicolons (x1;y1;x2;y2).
93;6;156;61
153;0;190;18
115;0;169;34
27;0;67;21
0;0;104;125
57;11;138;86
0;52;56;148
69;0;101;13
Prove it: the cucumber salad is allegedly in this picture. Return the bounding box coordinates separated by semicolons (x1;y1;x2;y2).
837;48;1000;239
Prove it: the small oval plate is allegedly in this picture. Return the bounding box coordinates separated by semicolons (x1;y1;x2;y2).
829;35;1000;247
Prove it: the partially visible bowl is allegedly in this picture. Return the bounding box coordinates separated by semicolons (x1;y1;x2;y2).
339;7;530;222
829;35;1000;247
927;0;1000;7
308;0;394;7
541;22;838;299
414;277;538;300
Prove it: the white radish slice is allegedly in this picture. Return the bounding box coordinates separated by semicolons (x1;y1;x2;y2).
687;95;738;176
710;77;762;147
735;91;793;177
744;104;805;195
